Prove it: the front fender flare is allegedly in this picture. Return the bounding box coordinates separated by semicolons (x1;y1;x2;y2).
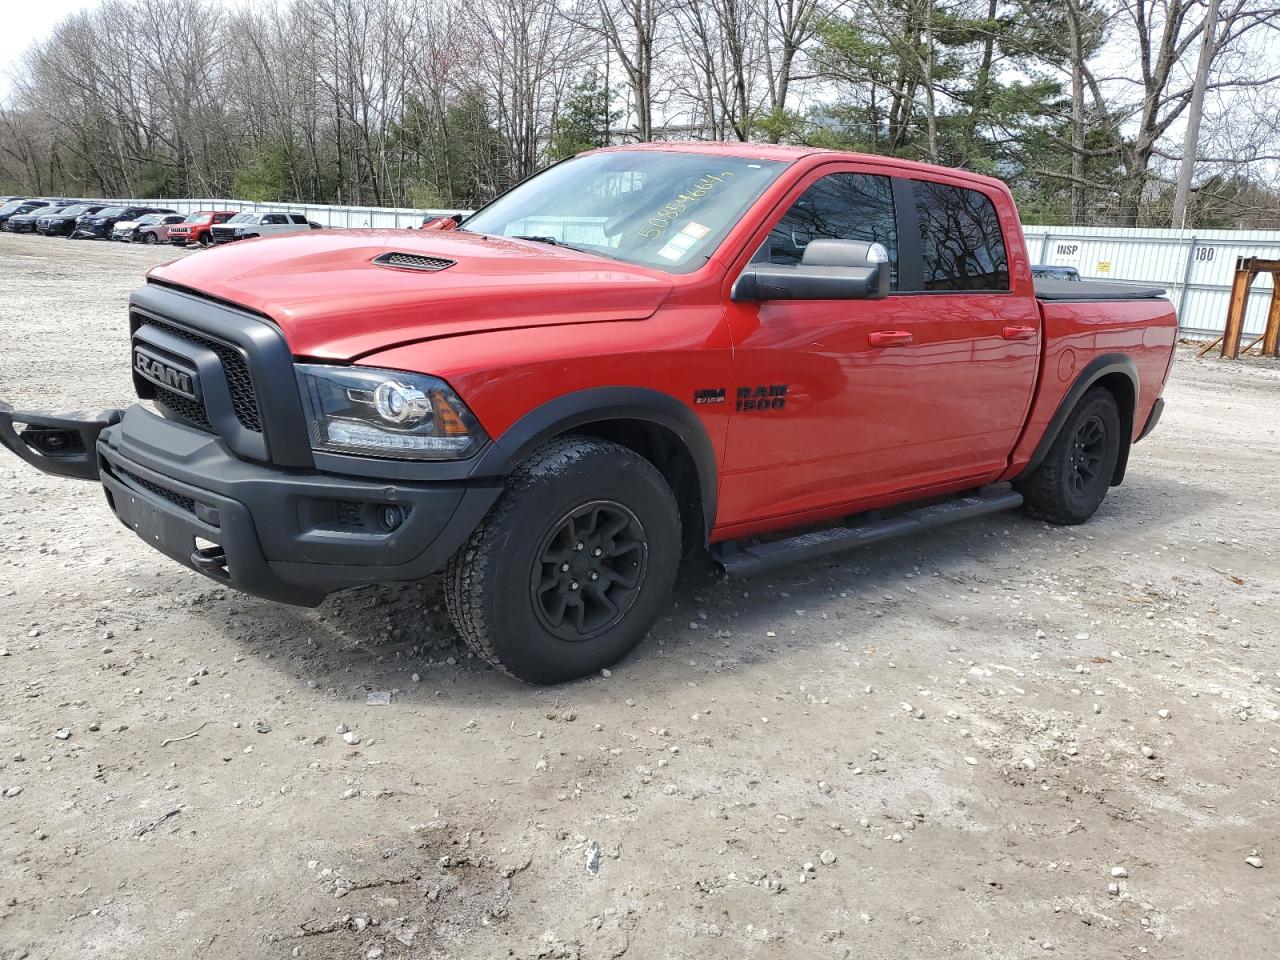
470;387;718;539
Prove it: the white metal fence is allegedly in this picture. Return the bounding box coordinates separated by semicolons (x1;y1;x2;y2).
1023;224;1280;340
128;198;470;230
120;199;1278;339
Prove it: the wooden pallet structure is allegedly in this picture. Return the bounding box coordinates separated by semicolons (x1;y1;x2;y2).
1198;257;1280;359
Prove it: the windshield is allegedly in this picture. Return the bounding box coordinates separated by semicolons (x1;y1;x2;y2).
226;213;256;224
462;151;786;273
58;205;89;216
183;213;211;224
96;207;125;217
0;202;23;214
135;214;161;225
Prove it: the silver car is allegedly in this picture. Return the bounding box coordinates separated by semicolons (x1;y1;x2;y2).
129;214;189;244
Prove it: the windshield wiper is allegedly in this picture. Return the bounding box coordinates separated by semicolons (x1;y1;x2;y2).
511;234;605;258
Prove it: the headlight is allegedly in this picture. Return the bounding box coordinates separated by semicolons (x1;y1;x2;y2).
295;365;487;460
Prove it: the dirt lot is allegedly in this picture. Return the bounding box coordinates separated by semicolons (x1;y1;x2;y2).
0;230;1277;960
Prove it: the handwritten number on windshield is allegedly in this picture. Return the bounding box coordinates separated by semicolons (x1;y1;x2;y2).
637;171;736;241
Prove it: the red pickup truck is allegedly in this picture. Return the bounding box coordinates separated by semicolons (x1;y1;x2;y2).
167;210;237;246
0;144;1176;683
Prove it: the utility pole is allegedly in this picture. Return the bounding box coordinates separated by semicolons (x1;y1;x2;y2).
1171;0;1222;229
1066;0;1087;226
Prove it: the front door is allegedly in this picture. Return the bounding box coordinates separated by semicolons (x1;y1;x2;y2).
718;165;1039;531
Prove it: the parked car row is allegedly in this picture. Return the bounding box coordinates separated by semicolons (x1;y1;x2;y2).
0;196;323;245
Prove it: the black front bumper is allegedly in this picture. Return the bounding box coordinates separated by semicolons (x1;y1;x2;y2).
4;402;500;606
98;406;501;605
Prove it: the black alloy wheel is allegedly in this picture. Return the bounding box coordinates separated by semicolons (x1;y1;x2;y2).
445;435;682;684
530;500;648;642
1068;414;1108;499
1017;386;1121;525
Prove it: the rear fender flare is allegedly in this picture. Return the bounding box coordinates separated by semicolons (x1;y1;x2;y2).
1016;353;1139;485
470;387;718;540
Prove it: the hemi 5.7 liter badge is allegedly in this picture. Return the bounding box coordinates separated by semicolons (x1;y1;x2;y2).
693;388;726;405
133;346;200;401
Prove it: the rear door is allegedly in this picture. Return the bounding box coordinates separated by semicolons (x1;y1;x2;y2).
719;165;1040;529
899;178;1040;478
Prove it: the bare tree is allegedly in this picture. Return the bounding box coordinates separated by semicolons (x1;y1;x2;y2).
1;0;1277;228
591;0;665;140
763;0;820;124
1105;0;1279;225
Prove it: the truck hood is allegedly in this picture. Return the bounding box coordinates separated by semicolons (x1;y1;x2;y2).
147;229;675;359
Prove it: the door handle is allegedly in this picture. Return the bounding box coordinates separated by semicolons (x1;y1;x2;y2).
868;330;913;347
1002;325;1038;340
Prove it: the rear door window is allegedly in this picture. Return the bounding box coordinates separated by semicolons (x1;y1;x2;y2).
288;214;308;225
911;181;1009;291
761;172;898;289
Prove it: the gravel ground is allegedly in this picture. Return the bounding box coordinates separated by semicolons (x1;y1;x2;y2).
0;230;1278;960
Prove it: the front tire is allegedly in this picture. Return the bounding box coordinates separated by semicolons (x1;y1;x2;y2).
445;436;681;684
1018;387;1122;525
144;232;157;244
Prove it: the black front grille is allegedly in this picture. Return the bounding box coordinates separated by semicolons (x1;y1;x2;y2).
116;466;196;514
153;386;211;429
143;318;262;432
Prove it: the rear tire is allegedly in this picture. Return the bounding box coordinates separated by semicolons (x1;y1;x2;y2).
445;436;681;684
1017;387;1121;525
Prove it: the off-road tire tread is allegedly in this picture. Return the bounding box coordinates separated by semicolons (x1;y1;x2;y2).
1019;387;1120;525
445;435;680;681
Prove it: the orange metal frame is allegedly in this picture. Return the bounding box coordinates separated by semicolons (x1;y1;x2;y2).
1210;257;1280;359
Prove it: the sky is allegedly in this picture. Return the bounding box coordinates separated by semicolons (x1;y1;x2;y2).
0;0;262;97
0;0;98;85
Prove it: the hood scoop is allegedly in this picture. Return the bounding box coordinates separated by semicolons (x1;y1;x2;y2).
373;251;456;272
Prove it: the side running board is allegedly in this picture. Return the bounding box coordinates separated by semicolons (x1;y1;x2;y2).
710;484;1024;577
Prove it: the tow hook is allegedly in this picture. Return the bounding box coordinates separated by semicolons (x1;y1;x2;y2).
191;542;230;579
0;401;123;481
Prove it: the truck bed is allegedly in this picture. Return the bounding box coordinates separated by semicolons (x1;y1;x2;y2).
1003;284;1179;483
1034;278;1167;301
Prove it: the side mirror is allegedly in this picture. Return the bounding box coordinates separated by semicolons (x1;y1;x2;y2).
421;214;462;231
732;239;891;302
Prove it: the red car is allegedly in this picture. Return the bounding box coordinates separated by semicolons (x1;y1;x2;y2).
167;210;237;246
0;143;1176;683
